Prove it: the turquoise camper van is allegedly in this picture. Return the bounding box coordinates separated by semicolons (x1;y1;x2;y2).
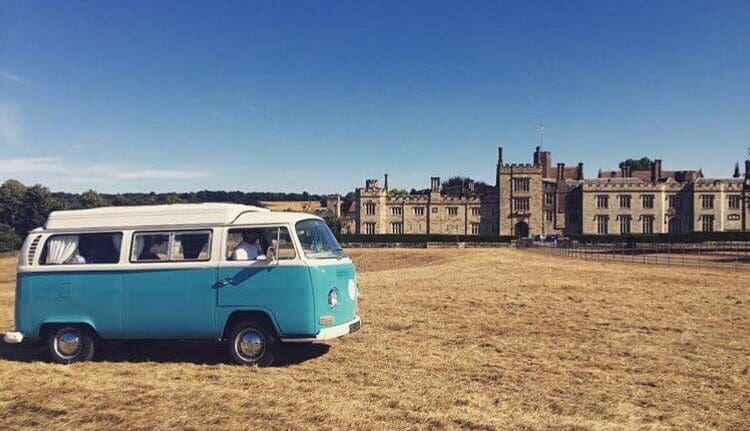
3;203;360;366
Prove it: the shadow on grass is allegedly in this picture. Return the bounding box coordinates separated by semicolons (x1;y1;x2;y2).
0;337;330;366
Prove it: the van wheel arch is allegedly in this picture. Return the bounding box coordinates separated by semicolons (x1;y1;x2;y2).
222;311;278;341
40;322;100;341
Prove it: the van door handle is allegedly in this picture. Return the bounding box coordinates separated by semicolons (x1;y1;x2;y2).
218;278;233;287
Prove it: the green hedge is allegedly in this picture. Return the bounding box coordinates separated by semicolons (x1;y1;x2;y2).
337;234;514;244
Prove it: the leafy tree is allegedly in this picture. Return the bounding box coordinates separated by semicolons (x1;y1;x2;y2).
441;176;490;198
20;184;57;234
388;188;410;198
112;194;128;206
619;157;653;172
0;179;27;235
164;194;186;204
0;223;21;252
81;189;104;208
323;214;341;235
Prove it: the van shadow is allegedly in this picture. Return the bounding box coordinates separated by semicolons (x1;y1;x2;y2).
0;338;330;367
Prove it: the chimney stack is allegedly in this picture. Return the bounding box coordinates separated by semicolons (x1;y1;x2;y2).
430;177;441;193
656;159;663;179
577;162;584;180
498;147;504;165
556;162;565;182
384;173;389;191
745;159;750;180
467;180;475;194
650;160;662;182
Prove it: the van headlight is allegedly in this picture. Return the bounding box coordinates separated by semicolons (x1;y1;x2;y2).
348;279;357;300
328;289;339;307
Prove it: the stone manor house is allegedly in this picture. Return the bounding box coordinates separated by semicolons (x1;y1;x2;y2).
352;146;750;237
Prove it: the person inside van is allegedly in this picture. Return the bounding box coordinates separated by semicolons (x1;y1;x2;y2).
65;249;86;264
232;231;264;260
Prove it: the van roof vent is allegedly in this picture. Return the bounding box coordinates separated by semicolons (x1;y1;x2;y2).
27;235;42;265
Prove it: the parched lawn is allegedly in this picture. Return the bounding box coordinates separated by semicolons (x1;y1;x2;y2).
0;249;748;430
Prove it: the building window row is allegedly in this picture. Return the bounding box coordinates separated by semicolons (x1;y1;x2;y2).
544;193;555;206
597;194;657;209
513;178;530;192
545;209;554;222
471;207;481;216
365;202;376;215
596;215;609;234
618;214;631;234
471;223;480;235
391;207;402;216
364;222;376;235
414;207;425;216
728;195;741;210
391;222;403;234
447;207;459;216
513;197;530;212
642;215;654;234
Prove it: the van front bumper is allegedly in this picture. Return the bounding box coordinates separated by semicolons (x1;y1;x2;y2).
281;316;361;343
3;332;24;344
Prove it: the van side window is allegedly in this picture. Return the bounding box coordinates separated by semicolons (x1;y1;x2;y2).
171;232;211;261
40;233;122;265
132;233;170;262
132;230;211;263
226;227;295;261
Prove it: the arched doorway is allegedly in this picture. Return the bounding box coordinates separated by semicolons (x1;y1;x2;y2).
514;221;529;238
668;217;681;234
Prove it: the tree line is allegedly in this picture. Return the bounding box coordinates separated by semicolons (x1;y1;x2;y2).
0;179;326;252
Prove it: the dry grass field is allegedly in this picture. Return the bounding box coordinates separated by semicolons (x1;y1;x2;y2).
0;249;748;430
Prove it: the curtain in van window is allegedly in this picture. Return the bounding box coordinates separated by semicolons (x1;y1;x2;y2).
46;235;79;264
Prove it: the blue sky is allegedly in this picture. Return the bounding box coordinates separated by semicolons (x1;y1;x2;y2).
0;1;748;194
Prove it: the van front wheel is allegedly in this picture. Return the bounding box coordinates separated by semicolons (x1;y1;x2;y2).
228;321;278;367
47;325;95;364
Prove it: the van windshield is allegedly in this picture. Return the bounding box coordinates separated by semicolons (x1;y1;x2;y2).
295;219;345;259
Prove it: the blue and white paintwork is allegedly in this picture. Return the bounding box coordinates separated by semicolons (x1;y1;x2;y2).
5;204;360;344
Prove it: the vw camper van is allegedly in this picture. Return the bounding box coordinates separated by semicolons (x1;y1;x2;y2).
3;203;360;366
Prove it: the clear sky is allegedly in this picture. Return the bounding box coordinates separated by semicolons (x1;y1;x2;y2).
1;1;748;194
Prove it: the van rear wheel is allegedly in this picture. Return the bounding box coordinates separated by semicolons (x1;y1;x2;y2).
47;325;95;364
228;321;278;367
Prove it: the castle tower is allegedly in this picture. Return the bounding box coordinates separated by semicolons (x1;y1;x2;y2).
497;147;543;237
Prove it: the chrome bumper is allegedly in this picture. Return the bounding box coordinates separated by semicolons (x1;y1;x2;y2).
3;332;24;344
281;316;361;343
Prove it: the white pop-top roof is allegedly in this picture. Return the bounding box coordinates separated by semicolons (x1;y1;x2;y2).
44;203;322;231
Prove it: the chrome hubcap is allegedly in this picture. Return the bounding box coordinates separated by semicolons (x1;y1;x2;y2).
55;329;82;358
236;329;265;362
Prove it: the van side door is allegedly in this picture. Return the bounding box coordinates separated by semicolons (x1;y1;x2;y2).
217;225;314;337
